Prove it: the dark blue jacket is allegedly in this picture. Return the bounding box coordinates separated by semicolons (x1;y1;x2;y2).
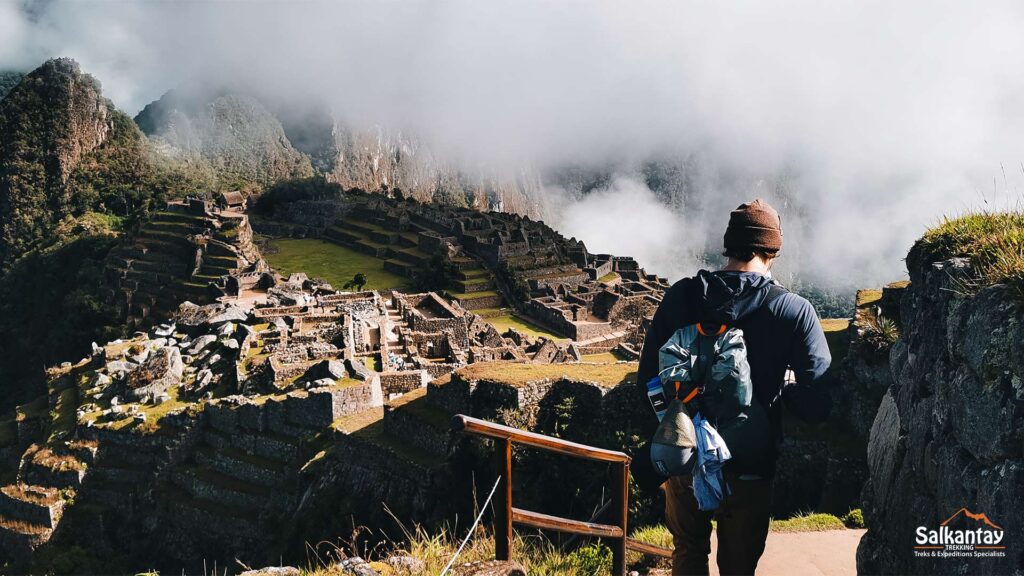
637;269;832;475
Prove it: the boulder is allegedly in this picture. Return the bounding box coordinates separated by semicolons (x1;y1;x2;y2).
346;358;375;380
126;347;184;404
387;555;425;575
310;377;335;389
336;557;379;576
106;360;138;380
187;334;217;356
208;305;248;326
90;372;111;388
194;369;214;389
175;302;249;330
309;359;346;381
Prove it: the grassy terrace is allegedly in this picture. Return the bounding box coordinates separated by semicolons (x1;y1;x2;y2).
821;318;852;363
332;406;384;434
913;211;1024;299
263;238;409;291
455;361;637;388
484;311;565;341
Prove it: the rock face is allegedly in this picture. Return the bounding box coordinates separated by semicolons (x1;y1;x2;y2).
136;89;314;188
0;58;112;266
857;257;1024;575
328;123;544;216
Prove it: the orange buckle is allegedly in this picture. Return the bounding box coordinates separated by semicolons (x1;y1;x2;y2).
696;323;727;337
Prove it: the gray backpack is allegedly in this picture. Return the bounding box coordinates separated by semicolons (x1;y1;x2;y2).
649;319;774;475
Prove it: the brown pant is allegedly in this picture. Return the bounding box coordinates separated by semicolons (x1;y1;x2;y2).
663;474;772;576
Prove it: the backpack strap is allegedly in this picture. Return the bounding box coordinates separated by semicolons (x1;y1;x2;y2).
762;283;788;309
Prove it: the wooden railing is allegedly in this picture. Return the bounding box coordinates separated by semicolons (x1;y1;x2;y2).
451;414;672;575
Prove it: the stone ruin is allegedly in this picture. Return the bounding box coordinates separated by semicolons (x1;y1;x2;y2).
0;279;646;570
257;191;670;355
104;196;269;328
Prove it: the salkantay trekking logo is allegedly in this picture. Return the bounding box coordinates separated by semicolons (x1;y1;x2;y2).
914;508;1007;559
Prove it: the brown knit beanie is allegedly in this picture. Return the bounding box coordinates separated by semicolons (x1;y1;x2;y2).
723;198;783;253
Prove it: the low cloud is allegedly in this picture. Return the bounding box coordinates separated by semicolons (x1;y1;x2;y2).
3;1;1024;286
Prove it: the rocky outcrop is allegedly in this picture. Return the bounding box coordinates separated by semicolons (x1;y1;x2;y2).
328;123;544;216
857;257;1024;575
0;58;112;266
126;346;183;403
136;89;314;188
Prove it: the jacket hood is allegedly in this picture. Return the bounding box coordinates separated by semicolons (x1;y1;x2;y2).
696;269;776;325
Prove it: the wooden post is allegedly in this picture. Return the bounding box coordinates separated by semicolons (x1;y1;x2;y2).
494;438;513;561
611;461;630;575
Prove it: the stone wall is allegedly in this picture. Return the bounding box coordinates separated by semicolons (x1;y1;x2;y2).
857;258;1024;576
380;371;429;397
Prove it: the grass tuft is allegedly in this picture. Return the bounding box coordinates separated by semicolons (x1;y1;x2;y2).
770;512;847;532
913;211;1024;300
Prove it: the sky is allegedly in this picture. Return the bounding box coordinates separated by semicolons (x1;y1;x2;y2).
3;0;1023;286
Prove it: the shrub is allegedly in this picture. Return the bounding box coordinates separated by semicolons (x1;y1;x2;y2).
842;508;865;528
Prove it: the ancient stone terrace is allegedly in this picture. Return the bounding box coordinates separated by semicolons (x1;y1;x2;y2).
320;197;503;310
287;191;669;343
104;196;268;328
0;273;641;569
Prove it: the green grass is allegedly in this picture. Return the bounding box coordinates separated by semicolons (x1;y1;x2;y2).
855;288;882;307
913;211;1024;299
598;271;620;283
449;289;499;300
263;238;409;291
581;351;628;363
300;516;857;576
770;512;847;532
456;361;637;388
820;318;852;364
842;508;865;528
485;312;566;340
363;354;382;372
301;524;616;576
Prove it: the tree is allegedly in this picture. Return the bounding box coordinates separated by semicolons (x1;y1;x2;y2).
611;298;656;346
343;272;368;291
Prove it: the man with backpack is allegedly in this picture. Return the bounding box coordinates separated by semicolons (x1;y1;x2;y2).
636;198;832;575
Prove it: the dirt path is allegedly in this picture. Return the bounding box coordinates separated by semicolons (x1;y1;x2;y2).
704;529;865;575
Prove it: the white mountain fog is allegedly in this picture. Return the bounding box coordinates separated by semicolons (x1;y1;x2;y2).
3;0;1024;286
